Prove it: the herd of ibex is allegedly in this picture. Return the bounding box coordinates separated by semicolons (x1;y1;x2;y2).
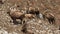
0;0;57;25
0;0;60;34
7;7;57;34
7;7;55;25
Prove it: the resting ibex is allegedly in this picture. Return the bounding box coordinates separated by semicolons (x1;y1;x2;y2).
27;7;40;18
25;14;35;19
29;7;39;14
21;23;34;34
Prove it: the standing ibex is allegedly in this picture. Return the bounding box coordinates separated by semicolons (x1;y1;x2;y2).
7;7;36;24
43;11;55;24
7;11;25;24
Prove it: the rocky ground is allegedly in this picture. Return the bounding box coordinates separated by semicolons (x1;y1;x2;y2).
0;0;60;34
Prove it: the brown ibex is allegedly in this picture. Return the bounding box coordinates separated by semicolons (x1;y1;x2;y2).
7;10;25;24
21;23;34;34
27;7;40;18
43;11;55;24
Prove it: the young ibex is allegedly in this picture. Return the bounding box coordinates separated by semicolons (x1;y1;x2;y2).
25;14;35;19
29;7;39;14
27;7;40;18
43;11;55;24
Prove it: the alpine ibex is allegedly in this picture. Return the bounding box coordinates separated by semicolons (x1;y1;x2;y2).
43;11;55;24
